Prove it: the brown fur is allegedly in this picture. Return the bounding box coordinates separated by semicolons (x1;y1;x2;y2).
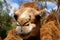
4;17;40;40
0;37;2;40
14;2;40;16
40;13;60;40
4;29;23;40
20;2;40;11
4;2;41;40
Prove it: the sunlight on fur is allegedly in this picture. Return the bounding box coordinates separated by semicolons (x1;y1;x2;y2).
4;2;43;40
40;13;60;40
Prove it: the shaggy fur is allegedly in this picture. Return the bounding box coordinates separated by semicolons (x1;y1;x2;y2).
4;29;23;40
20;2;40;11
40;13;60;40
4;2;43;40
14;2;41;18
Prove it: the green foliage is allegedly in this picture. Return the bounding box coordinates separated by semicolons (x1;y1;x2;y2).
0;1;2;6
0;8;14;40
0;0;16;39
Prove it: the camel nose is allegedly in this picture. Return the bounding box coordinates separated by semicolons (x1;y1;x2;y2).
21;28;23;32
20;27;25;34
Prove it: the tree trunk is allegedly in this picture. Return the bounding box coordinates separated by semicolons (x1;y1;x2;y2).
57;0;60;22
45;0;47;8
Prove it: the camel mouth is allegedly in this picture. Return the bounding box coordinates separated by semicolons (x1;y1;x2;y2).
20;32;30;36
20;32;31;39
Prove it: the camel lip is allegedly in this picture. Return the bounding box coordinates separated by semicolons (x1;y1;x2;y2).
20;32;31;36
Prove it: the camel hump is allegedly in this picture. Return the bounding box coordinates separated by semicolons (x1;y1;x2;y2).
44;13;59;25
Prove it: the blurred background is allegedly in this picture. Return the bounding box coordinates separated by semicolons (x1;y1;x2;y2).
0;0;60;40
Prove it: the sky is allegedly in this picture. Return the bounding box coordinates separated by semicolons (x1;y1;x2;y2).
4;0;58;16
42;1;57;12
6;0;33;16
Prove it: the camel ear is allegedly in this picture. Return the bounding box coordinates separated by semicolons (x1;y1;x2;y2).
34;9;46;16
14;8;20;21
14;8;18;21
44;13;59;25
26;8;46;17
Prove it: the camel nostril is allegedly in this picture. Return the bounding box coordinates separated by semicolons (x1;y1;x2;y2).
21;29;23;32
21;27;23;33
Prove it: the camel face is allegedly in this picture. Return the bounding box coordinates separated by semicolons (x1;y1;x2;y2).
4;2;46;40
14;2;45;39
15;7;41;35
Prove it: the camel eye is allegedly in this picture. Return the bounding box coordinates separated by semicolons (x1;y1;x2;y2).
14;14;18;21
25;23;29;26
